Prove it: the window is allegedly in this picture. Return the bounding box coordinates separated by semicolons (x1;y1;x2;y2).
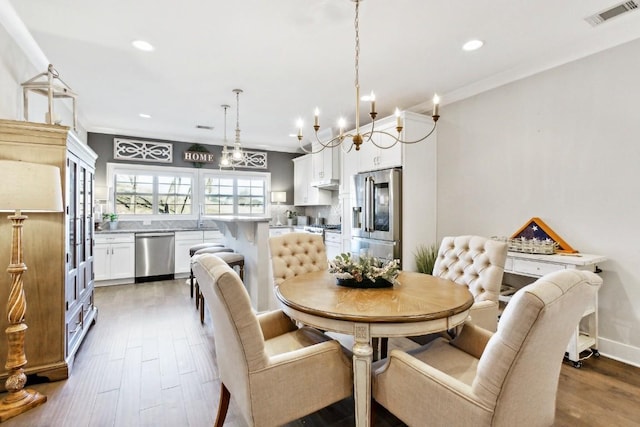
203;173;266;216
106;163;269;219
158;175;192;214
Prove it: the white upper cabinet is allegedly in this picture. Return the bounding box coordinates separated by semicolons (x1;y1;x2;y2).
293;154;332;206
311;142;340;186
356;118;402;172
341;113;404;175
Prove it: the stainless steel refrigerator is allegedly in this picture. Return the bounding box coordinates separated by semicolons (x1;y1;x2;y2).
351;167;402;264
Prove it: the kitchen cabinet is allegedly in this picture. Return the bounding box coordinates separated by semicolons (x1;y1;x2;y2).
356;119;402;173
311;142;340;184
502;252;606;367
293;154;332;206
203;229;225;242
94;233;135;283
174;230;226;276
324;231;342;261
0;119;97;383
269;227;294;237
175;231;205;275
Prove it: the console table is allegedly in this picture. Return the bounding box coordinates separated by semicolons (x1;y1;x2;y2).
501;252;606;367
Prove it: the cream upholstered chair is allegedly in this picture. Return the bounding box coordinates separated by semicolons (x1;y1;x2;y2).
268;232;328;286
432;235;508;332
191;254;352;427
373;269;602;427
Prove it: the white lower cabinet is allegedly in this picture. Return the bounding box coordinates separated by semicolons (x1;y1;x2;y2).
94;234;135;283
174;230;226;275
269;227;294;237
175;231;205;275
324;231;342;261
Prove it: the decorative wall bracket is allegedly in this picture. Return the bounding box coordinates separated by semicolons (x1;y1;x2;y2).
226;151;267;169
114;138;173;163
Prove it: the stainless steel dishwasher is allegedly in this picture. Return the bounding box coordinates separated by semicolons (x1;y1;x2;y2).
135;232;175;283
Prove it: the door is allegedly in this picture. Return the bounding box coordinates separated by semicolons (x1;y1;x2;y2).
110;243;135;280
93;244;110;281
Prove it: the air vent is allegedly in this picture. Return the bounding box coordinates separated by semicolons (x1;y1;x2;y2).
585;0;638;26
196;125;214;130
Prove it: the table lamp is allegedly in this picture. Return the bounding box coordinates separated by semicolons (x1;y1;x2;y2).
0;160;63;422
271;191;287;226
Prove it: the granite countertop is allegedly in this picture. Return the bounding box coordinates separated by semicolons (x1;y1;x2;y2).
95;227;220;234
204;215;271;223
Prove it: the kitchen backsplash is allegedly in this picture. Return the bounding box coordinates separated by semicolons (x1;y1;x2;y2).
300;193;341;225
97;219;220;232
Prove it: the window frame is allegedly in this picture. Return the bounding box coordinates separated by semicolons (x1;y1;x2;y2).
201;169;270;216
106;163;272;221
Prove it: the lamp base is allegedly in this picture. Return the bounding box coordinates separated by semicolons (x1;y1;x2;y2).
0;388;47;422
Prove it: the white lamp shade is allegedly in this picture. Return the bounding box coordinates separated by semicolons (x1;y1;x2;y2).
271;191;287;203
0;160;63;212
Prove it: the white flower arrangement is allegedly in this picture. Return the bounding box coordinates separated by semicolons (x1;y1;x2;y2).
328;253;400;285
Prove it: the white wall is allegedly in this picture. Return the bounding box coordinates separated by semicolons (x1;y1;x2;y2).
437;37;640;366
0;13;32;120
0;1;86;140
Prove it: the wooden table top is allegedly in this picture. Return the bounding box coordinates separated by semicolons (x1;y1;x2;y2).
275;270;474;323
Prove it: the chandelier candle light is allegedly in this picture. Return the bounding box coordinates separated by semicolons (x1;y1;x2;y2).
296;0;440;153
219;89;245;168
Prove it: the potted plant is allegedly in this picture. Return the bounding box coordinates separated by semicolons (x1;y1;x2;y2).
328;253;400;288
414;243;438;275
102;212;119;230
286;210;296;226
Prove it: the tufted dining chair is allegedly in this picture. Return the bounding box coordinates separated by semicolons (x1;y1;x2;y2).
192;253;353;427
372;269;602;427
431;235;508;332
268;232;328;286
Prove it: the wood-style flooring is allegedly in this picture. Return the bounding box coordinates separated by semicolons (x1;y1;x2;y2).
2;278;639;426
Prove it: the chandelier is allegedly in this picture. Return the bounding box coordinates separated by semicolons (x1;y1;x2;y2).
220;89;245;168
295;0;440;153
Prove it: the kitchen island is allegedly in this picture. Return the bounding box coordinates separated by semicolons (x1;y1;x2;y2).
205;216;273;311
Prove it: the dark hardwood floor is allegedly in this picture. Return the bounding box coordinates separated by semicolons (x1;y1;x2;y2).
2;278;639;426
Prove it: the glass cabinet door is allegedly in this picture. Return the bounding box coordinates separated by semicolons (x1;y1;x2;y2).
65;155;80;313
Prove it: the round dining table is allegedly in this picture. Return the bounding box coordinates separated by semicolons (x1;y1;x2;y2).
275;270;474;427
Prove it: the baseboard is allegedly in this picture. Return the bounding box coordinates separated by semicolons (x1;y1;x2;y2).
598;337;640;368
95;278;134;287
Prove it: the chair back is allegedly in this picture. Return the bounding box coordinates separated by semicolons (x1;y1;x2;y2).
191;254;268;418
433;235;507;303
473;269;602;425
268;232;328;286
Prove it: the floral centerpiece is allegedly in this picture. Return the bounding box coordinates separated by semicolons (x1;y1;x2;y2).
328;253;400;288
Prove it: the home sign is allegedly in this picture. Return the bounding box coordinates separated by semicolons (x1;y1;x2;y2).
183;151;215;163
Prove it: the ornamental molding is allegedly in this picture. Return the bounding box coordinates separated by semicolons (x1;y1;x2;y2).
230;151;267;169
114;138;173;163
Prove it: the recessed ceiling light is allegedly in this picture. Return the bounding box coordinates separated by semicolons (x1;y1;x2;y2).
139;113;151;119
132;40;154;52
462;39;484;51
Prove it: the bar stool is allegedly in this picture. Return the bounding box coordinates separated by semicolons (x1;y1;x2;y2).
212;252;245;281
188;242;225;298
193;249;245;324
193;246;234;323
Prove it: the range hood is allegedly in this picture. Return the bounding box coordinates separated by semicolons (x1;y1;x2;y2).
311;178;340;190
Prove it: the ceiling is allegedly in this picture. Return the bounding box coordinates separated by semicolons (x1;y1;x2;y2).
8;0;640;153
